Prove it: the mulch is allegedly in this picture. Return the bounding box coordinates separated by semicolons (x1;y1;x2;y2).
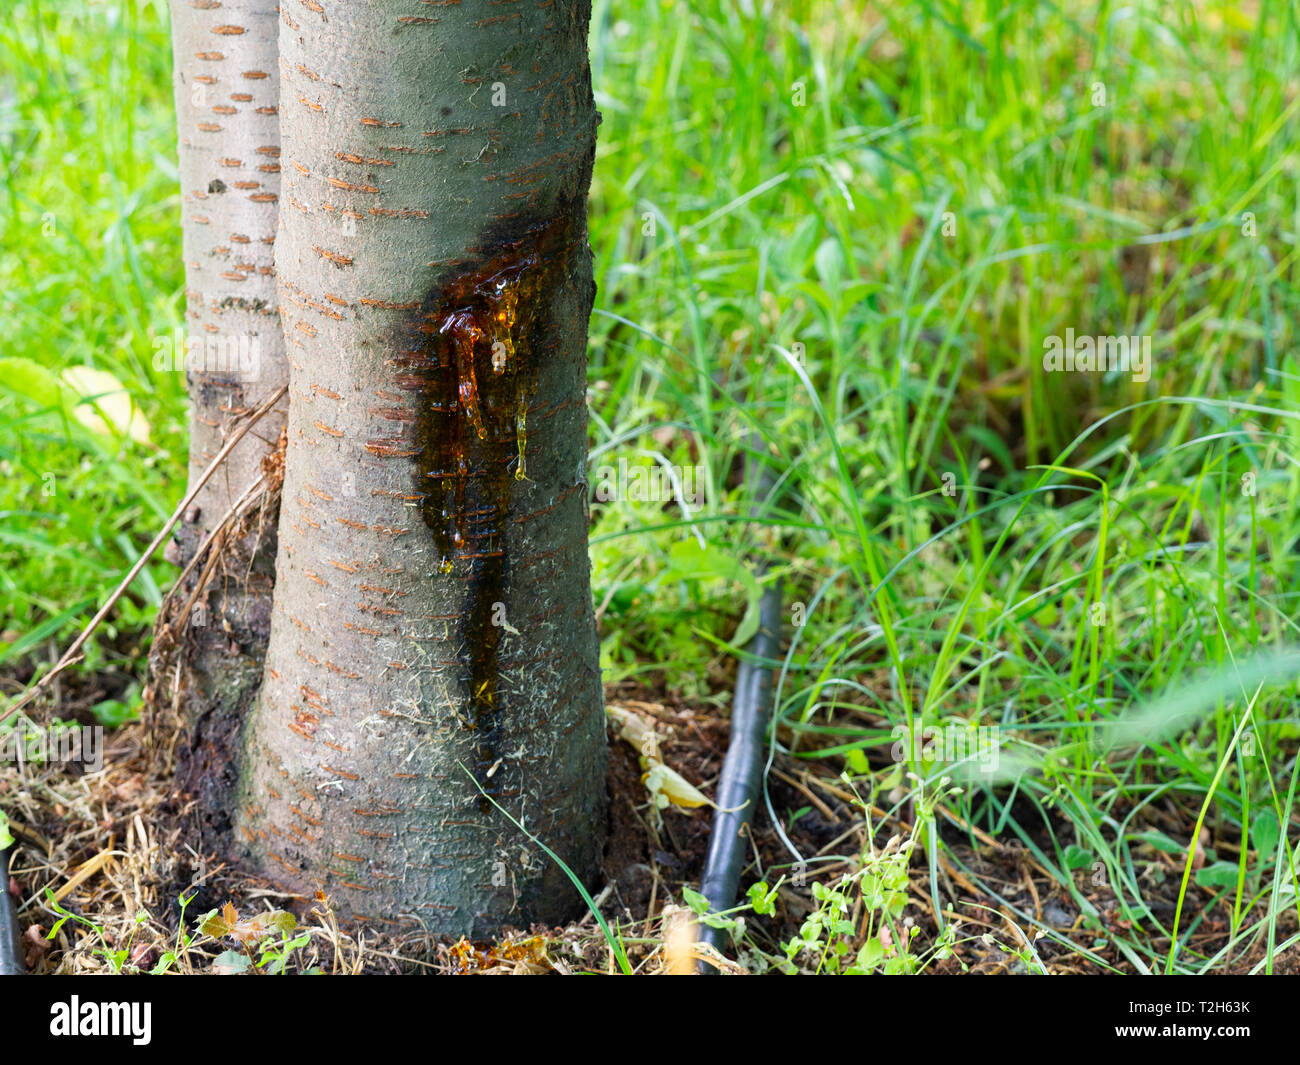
2;668;1293;974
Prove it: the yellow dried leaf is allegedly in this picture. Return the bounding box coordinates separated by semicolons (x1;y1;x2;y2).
60;366;152;445
644;763;709;809
606;703;661;763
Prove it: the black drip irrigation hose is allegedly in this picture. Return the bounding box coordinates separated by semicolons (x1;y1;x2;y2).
695;449;783;973
695;578;781;972
0;847;24;974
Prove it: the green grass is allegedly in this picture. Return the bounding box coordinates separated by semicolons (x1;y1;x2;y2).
3;0;1300;973
0;0;181;687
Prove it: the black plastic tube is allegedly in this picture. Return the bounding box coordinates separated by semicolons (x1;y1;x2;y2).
696;567;782;972
0;847;23;974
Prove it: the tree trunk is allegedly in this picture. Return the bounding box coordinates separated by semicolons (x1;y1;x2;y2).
231;0;605;933
154;0;288;849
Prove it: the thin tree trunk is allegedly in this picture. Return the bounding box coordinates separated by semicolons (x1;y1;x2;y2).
232;0;605;932
153;0;287;845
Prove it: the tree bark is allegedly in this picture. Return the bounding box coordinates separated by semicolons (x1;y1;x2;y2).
231;0;605;933
155;0;288;848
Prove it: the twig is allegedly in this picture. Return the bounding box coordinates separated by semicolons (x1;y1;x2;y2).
1;385;287;724
52;847;122;904
161;470;268;632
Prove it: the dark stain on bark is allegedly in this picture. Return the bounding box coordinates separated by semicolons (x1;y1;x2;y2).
215;296;272;312
158;565;275;858
402;203;583;808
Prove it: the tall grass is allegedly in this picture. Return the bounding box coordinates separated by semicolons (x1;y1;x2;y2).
2;0;1298;971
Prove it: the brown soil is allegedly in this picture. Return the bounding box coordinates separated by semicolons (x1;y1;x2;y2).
2;670;1294;974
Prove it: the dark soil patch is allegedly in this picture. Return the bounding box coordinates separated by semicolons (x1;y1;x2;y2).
4;665;1296;974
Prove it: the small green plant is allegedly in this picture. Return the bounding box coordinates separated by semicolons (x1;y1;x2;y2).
43;887;210;974
90;685;141;728
147;889;199;975
957;905;1051;976
779;777;960;975
682;779;968;974
197;902;315;975
44;888;136;973
681;879;780;942
256;928;314;975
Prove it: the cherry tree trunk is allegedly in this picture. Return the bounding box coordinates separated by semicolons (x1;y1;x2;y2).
157;0;287;846
231;0;606;933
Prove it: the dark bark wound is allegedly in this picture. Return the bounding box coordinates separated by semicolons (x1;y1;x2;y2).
394;206;583;809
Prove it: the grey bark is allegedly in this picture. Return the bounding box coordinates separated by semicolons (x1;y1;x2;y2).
155;0;288;843
232;0;605;933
